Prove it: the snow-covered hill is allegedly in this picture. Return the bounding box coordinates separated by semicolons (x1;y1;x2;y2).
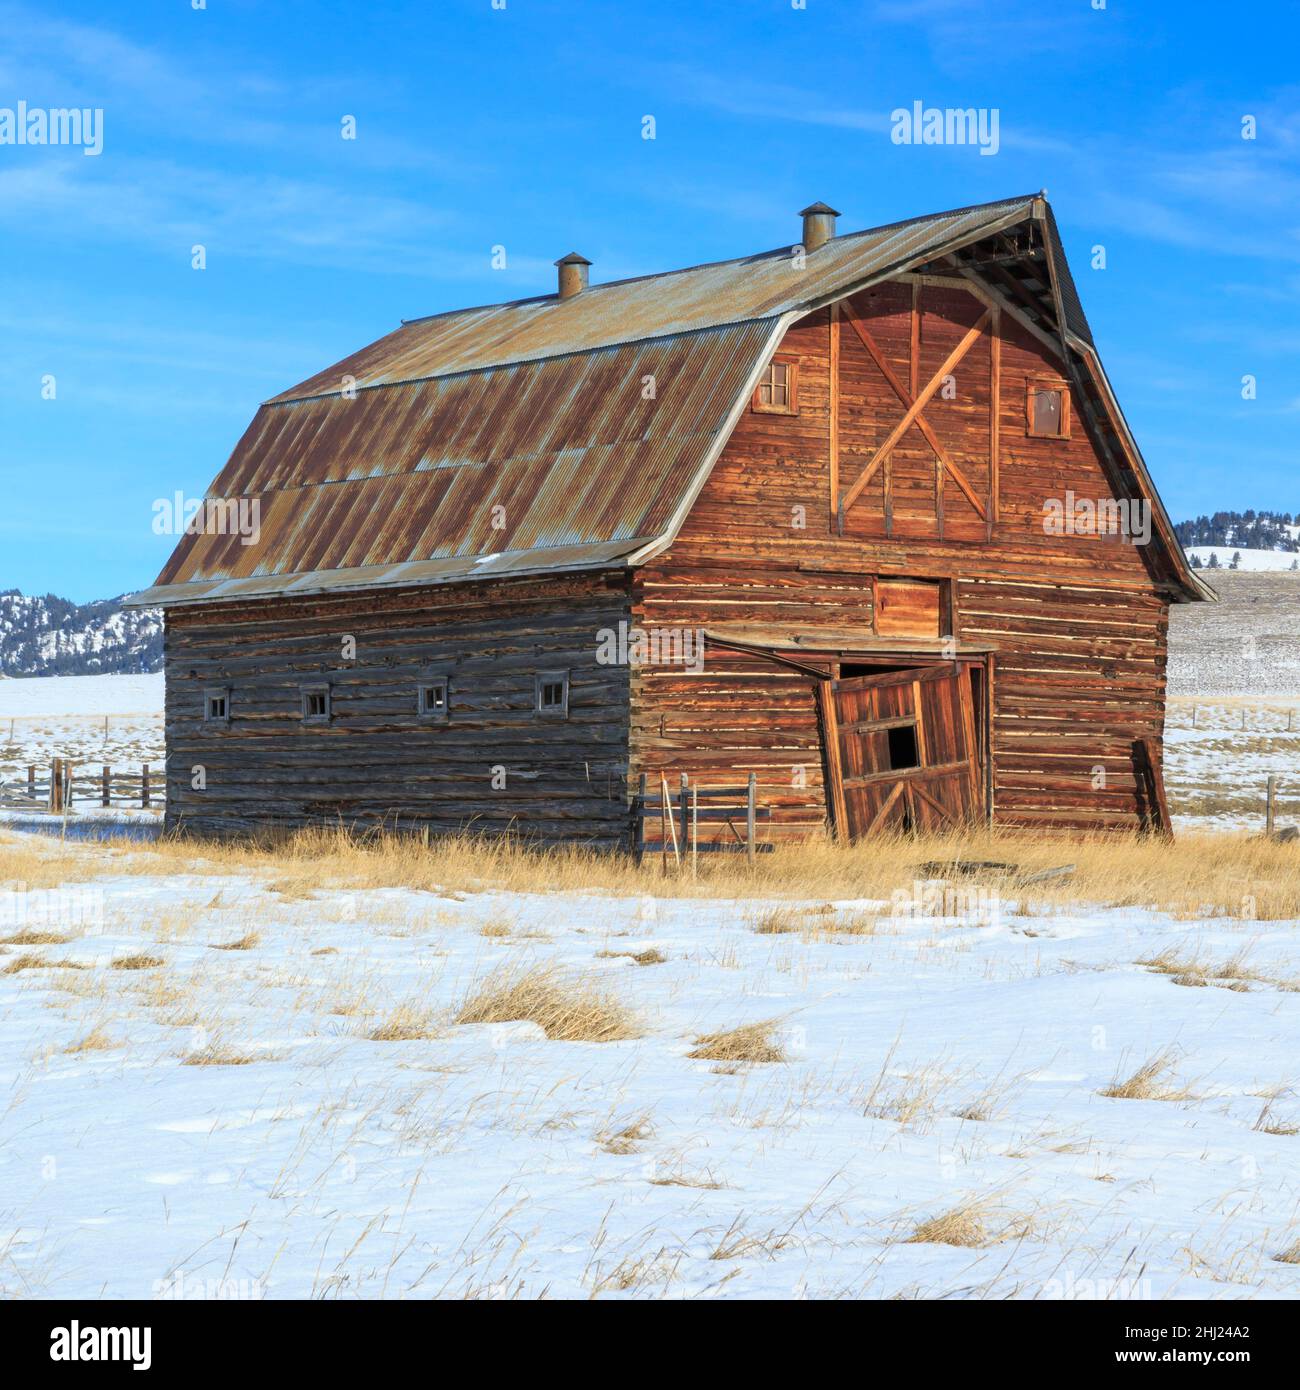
1185;546;1300;572
0;591;162;677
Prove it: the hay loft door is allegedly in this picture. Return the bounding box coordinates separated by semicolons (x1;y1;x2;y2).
822;663;981;838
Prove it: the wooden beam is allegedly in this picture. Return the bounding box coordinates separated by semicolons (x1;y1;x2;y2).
828;302;840;525
902;267;1064;363
989;305;1001;537
842;311;987;522
816;680;849;839
863;779;905;835
839;309;990;520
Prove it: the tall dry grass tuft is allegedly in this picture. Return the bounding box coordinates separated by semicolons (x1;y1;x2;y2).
454;965;640;1042
1100;1048;1196;1102
688;1019;786;1064
367;1005;437;1042
904;1200;1033;1249
2;953;87;976
110;954;165;971
208;931;261;952
181;1042;260;1066
1;929;72;947
64;1026;117;1053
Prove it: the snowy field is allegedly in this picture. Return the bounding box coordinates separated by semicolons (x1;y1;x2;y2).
1185;546;1300;572
0;674;163;811
2;838;1300;1300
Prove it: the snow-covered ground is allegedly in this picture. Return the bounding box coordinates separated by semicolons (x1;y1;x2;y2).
0;674;163;809
1186;547;1300;572
2;843;1300;1300
0;672;162;717
1164;700;1300;832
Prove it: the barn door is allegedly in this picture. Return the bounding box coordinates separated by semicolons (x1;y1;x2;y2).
822;663;981;839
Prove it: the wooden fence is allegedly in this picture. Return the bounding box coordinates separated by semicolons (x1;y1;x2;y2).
632;772;772;871
0;758;162;813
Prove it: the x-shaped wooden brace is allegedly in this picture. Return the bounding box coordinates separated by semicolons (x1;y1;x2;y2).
837;306;991;534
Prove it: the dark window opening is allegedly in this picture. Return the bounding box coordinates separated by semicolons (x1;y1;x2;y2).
302;686;331;724
536;671;570;718
418;680;449;721
204;688;229;724
886;723;920;771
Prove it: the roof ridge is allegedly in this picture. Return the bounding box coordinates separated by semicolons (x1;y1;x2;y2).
397;192;1041;328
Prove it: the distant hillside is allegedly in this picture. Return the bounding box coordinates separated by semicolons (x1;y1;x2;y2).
0;591;162;677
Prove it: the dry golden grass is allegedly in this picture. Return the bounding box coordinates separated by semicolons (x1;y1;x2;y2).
453;965;640;1043
367;1005;437;1042
109;954;164;971
596;947;666;966
64;1026;116;1053
1100;1048;1196;1102
596;1115;654;1155
208;931;261;951
687;1019;786;1064
0;928;72;946
1139;946;1296;994
1272;1239;1300;1265
2;953;86;976
181;1043;259;1066
904;1201;1033;1249
4;821;1299;922
1253;1089;1300;1136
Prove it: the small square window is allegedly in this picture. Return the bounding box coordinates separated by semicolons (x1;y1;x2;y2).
1026;381;1070;439
418;679;449;722
204;687;230;725
301;684;331;724
752;359;799;414
536;671;569;719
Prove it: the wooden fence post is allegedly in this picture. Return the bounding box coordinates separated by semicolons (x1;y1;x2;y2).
635;773;647;864
678;773;689;856
102;766;111;808
691;784;698;882
1266;775;1277;836
746;772;757;867
27;765;35;798
49;758;62;813
141;764;151;809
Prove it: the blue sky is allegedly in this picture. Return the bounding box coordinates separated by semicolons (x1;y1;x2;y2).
1;0;1297;601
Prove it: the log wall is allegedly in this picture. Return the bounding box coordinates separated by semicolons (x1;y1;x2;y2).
163;572;632;845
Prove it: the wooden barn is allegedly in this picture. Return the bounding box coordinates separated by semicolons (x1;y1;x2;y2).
130;194;1210;847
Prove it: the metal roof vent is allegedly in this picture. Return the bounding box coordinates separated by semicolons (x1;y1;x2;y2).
799;202;840;253
555;252;591;299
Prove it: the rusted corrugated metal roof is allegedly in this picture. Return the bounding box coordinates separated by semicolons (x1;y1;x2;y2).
137;193;1134;608
137;317;782;607
276;195;1040;399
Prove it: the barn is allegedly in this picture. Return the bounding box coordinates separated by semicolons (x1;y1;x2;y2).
130;193;1210;847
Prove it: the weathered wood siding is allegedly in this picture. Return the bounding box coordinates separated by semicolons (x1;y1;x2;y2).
164;572;632;844
631;281;1171;836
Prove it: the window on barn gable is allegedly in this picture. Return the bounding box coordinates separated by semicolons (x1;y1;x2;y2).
752;358;799;414
535;671;570;719
301;684;331;725
1026;380;1070;439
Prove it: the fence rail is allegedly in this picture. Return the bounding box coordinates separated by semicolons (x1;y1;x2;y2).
633;772;772;872
0;758;163;812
